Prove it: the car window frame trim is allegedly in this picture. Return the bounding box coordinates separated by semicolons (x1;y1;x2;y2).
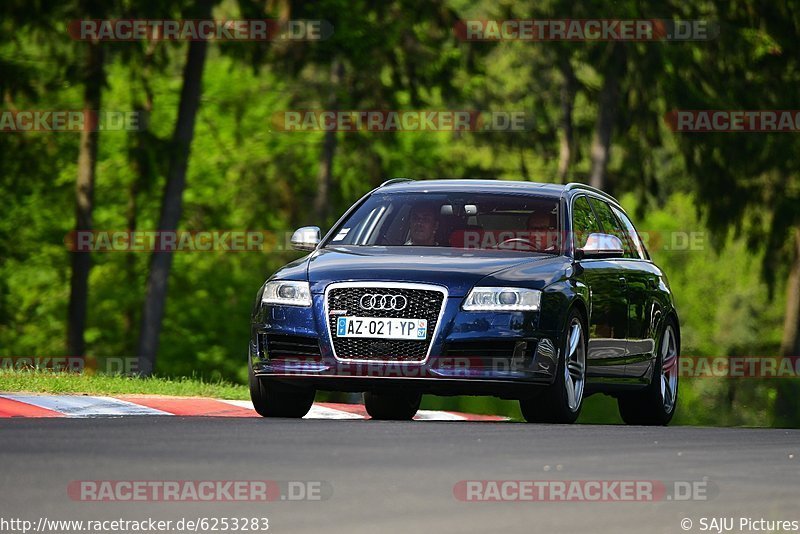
566;191;653;264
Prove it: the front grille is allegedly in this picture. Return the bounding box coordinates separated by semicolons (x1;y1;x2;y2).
264;334;322;361
327;285;445;362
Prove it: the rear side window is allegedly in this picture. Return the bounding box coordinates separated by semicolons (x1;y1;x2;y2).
571;196;601;248
588;197;635;258
611;205;649;260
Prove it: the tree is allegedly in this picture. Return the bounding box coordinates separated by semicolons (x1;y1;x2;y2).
556;56;578;183
313;58;344;221
137;0;214;375
588;43;626;191
658;0;800;424
67;40;105;357
245;0;472;227
9;0;121;358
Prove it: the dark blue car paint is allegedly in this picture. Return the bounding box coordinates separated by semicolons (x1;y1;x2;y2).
250;180;679;399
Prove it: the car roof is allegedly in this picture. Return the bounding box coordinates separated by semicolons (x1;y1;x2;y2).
379;179;565;195
377;179;621;206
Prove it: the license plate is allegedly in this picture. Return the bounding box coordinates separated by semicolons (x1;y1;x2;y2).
336;317;427;340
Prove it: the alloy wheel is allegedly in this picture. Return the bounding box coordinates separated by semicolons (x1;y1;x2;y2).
564;317;586;411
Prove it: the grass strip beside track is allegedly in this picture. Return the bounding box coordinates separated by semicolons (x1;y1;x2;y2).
0;370;249;399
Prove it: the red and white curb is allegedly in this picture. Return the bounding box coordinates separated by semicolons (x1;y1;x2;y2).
0;394;508;421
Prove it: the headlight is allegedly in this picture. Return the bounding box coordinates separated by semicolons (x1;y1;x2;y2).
463;287;541;311
261;280;312;307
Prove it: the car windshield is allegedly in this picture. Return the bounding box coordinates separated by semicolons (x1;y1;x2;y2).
324;192;561;254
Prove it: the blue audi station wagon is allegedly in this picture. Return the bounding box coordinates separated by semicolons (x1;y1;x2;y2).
249;179;680;424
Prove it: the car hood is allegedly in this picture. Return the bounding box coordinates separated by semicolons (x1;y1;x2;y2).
282;246;563;297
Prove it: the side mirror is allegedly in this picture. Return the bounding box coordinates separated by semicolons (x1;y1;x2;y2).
290;226;321;251
576;233;624;259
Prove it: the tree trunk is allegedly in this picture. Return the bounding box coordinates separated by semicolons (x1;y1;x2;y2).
67;42;104;357
589;44;625;191
124;45;156;350
780;227;800;357
557;58;577;183
313;59;344;222
774;227;800;426
123;159;140;350
137;28;210;376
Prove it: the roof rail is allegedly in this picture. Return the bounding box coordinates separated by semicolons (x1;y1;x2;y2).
379;178;414;187
564;182;621;204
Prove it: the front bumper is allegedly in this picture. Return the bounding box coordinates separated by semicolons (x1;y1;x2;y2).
250;292;562;397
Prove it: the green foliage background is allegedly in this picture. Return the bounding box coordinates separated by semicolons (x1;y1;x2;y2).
0;0;796;426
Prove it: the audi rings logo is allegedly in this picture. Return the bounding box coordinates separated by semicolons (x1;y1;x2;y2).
359;293;408;311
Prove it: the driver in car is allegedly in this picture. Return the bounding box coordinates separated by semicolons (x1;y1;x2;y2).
405;205;439;246
526;210;558;252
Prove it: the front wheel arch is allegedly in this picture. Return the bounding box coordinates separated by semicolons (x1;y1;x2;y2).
666;311;680;352
520;306;588;424
650;310;680;384
567;298;589;336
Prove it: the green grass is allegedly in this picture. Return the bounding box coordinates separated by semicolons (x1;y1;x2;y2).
0;370;250;399
0;369;625;421
2;370;772;426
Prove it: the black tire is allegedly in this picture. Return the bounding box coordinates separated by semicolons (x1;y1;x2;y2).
520;308;587;424
249;366;315;418
363;390;421;420
617;318;680;426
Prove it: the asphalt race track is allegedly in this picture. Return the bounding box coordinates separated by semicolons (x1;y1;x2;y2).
1;418;798;534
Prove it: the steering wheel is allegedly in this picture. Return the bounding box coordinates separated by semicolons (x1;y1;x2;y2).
493;237;535;250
